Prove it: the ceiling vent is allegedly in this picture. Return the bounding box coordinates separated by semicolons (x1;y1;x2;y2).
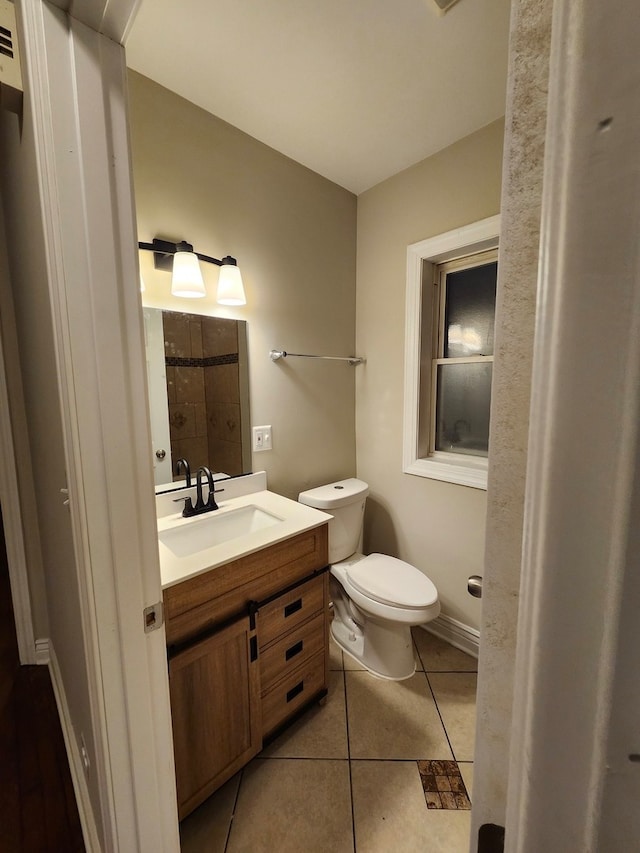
0;0;22;115
430;0;462;13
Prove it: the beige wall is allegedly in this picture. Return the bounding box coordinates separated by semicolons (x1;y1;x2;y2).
355;120;504;630
129;72;358;499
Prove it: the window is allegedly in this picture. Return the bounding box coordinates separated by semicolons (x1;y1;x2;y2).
403;216;500;489
433;250;497;457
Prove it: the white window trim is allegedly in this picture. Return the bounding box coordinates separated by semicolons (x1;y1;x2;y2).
403;215;500;490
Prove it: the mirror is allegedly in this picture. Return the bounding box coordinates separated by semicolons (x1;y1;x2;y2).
143;308;251;487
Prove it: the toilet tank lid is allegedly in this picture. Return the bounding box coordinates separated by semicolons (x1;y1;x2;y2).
298;478;369;509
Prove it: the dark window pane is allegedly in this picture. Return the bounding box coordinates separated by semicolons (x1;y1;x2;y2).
435;362;492;457
444;261;497;358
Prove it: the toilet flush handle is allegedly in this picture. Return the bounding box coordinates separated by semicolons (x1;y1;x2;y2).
467;575;483;599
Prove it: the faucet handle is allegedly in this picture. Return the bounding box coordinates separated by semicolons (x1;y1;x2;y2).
181;496;195;517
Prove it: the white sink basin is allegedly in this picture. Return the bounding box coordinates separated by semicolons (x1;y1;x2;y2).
158;505;282;558
157;488;332;589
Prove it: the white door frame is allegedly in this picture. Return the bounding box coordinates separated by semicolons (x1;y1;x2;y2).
18;0;180;848
143;308;174;485
0;301;37;664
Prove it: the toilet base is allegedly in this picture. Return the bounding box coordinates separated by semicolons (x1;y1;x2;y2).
331;616;416;681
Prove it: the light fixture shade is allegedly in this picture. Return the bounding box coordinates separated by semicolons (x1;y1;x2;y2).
217;262;246;305
171;251;206;298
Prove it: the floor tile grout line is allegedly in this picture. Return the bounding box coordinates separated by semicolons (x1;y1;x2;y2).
340;666;479;673
260;754;458;762
262;755;351;761
349;755;457;763
417;648;475;809
424;670;458;761
425;669;478;675
343;664;357;853
223;767;245;853
412;637;426;674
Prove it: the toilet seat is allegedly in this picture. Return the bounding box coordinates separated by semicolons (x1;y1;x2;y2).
345;553;438;609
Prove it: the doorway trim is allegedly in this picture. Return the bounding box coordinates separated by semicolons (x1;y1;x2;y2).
16;1;180;848
0;316;36;664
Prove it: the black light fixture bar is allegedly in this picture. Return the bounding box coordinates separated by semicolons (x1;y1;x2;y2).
137;238;238;272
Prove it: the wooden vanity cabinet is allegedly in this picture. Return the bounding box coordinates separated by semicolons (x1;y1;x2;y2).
164;524;329;820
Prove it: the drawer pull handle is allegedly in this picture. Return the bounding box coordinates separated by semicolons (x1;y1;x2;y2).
286;680;304;703
285;640;303;661
284;598;303;618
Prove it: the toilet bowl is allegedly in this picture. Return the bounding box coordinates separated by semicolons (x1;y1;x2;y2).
298;478;440;680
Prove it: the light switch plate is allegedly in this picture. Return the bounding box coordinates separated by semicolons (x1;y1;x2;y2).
252;425;272;452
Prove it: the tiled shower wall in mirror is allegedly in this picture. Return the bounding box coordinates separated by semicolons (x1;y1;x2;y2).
163;311;244;476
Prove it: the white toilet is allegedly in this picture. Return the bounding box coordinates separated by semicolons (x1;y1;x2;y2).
298;478;440;680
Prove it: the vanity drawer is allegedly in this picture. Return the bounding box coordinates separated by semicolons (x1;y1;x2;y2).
260;611;325;694
164;525;327;646
258;574;325;650
261;651;325;737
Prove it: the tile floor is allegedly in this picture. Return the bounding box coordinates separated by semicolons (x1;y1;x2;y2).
180;628;478;853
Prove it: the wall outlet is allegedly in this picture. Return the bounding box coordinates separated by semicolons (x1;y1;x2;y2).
252;425;272;452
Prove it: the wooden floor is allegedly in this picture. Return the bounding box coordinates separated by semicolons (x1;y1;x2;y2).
0;514;85;853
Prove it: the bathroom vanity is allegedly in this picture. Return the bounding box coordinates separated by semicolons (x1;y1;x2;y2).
157;477;331;820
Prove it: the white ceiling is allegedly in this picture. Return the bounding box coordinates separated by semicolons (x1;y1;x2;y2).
126;0;511;195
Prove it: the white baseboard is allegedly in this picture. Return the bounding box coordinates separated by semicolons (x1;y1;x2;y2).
419;613;480;659
47;641;102;852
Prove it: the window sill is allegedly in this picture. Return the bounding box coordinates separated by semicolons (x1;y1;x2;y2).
404;453;488;490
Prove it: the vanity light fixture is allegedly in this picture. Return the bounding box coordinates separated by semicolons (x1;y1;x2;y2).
138;237;246;304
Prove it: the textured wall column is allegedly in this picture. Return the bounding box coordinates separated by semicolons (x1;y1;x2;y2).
470;0;552;845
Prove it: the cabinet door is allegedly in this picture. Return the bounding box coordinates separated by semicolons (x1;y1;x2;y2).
169;616;260;820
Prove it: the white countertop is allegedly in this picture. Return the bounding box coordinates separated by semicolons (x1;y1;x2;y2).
158;489;331;589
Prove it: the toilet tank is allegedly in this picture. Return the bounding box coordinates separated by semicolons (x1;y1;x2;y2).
298;478;369;564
